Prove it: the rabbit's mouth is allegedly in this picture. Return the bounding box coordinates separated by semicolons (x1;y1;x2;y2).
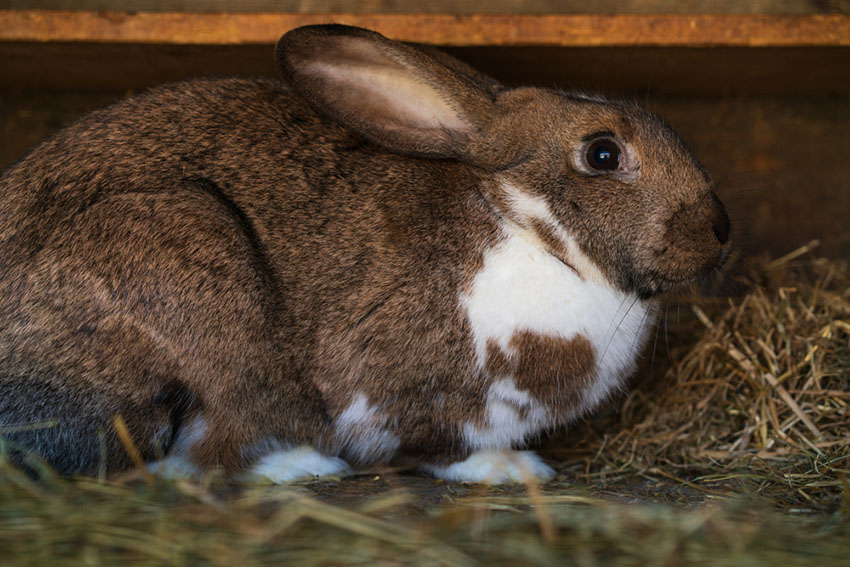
633;273;700;300
634;246;732;299
634;277;689;300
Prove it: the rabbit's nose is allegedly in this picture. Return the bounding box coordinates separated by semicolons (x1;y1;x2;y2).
711;192;731;245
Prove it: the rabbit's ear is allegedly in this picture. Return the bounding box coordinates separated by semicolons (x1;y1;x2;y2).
276;25;499;159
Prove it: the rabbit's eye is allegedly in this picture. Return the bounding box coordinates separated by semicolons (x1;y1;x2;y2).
585;139;621;171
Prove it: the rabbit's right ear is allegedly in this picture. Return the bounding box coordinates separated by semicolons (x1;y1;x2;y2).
276;25;499;159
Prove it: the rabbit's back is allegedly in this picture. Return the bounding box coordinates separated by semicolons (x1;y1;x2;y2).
0;77;506;471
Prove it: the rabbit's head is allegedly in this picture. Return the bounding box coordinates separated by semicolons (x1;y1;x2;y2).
277;25;730;297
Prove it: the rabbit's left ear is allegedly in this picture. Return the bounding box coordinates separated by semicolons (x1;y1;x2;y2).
276;24;498;159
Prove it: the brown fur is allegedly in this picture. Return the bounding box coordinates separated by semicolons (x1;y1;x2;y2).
485;332;596;419
0;24;730;476
529;219;581;276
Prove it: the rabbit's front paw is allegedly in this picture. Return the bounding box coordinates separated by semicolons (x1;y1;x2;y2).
423;450;555;484
250;446;353;483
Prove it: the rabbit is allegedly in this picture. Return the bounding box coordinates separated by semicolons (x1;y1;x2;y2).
0;24;730;484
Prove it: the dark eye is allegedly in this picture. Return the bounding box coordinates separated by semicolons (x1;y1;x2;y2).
585;139;621;171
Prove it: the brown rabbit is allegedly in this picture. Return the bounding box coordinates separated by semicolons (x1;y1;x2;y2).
0;24;730;483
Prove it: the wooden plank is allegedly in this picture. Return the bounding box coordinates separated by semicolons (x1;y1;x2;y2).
1;10;849;47
6;1;845;15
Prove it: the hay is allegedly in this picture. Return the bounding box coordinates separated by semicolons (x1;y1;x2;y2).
1;464;849;566
559;241;850;512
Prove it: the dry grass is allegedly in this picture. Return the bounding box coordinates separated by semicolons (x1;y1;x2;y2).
1;464;849;567
2;242;850;565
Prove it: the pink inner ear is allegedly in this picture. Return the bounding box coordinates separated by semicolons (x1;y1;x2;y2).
303;49;475;138
282;32;490;156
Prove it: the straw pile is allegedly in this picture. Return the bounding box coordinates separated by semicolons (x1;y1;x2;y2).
560;241;850;512
2;463;849;566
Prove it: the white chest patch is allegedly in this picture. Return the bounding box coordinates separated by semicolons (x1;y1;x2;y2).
460;182;656;450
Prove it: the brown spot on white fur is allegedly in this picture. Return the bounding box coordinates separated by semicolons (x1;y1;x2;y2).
485;331;596;417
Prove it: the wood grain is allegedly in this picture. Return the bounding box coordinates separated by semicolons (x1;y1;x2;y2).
6;1;848;15
1;10;849;47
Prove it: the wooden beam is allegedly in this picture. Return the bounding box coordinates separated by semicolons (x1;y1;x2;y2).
1;10;849;47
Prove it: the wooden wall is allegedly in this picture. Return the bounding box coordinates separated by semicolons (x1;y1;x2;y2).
3;1;849;13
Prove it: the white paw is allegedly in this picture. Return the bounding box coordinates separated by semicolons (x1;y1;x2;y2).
148;415;206;479
250;446;353;483
148;455;202;479
423;450;555;484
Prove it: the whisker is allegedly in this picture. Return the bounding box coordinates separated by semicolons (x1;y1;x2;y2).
648;303;663;375
600;295;640;364
629;300;654;359
603;294;632;343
